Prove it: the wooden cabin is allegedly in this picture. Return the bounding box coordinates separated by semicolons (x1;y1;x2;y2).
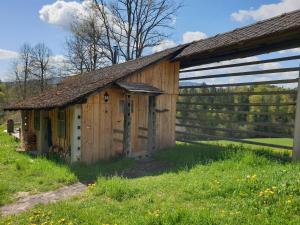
6;46;182;163
6;10;300;163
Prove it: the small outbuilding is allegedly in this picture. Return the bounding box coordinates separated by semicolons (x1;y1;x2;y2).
5;46;183;163
6;10;300;163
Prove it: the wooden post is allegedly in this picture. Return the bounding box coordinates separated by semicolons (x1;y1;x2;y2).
147;96;157;152
293;69;300;159
123;94;132;156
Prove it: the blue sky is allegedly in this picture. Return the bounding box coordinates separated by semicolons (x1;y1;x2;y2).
0;0;299;82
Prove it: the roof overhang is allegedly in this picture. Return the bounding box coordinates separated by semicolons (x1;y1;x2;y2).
177;29;300;68
116;82;164;95
175;10;300;68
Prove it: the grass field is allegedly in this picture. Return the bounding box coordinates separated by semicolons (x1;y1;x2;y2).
0;128;77;206
1;131;300;224
0;127;134;207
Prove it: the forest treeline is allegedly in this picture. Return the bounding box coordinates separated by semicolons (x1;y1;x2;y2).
177;84;297;140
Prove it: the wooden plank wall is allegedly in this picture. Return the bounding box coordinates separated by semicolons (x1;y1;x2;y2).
81;88;124;163
123;60;179;152
48;107;73;152
22;108;73;153
81;59;180;163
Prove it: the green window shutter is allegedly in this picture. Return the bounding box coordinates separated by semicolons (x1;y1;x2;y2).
34;111;40;131
57;109;66;138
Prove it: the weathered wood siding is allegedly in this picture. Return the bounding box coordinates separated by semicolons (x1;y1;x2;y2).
48;107;73;152
81;59;179;163
21;108;73;154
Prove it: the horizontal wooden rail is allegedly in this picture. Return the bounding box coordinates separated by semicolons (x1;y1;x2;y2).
179;67;299;81
179;90;297;97
176;123;289;138
138;135;148;139
113;129;124;134
138;127;148;131
113;138;123;143
177;108;295;116
179;55;300;73
175;131;293;150
179;78;299;89
177;101;296;107
176;116;294;128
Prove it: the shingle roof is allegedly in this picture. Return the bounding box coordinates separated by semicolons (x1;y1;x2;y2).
5;10;300;110
176;9;300;67
5;45;185;110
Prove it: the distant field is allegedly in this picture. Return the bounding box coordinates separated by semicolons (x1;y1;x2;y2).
198;138;293;152
246;138;293;147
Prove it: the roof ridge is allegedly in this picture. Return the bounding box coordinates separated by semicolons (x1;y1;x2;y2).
185;9;300;47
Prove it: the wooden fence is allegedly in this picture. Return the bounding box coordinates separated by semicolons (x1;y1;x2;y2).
176;55;300;151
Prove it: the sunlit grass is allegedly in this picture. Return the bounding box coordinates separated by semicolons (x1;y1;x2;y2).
0;126;77;206
2;141;300;224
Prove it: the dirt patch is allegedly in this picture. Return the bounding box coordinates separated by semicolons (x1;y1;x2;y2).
0;183;87;217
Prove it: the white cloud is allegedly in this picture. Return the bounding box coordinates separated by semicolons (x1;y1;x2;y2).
182;31;207;44
50;54;67;63
152;31;208;52
0;49;18;60
152;39;177;53
231;0;300;22
39;0;92;29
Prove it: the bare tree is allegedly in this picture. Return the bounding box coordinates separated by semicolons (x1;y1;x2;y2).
14;43;33;99
31;43;52;92
66;0;181;72
66;15;108;73
92;0;182;61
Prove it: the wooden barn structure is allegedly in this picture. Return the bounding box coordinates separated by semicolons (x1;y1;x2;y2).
5;10;300;163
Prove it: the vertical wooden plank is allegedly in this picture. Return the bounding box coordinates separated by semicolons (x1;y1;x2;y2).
81;103;90;163
93;95;100;161
174;62;180;95
293;70;300;159
123;94;132;156
147;96;157;152
99;93;105;160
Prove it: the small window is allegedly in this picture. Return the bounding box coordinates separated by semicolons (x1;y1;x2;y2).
119;100;134;114
57;109;66;138
34;111;40;131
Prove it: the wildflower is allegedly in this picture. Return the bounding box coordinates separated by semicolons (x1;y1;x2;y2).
58;218;66;223
287;199;292;204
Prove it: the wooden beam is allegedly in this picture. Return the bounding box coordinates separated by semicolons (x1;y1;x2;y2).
177;101;296;107
293;68;300;159
147;96;157;152
177;108;295;116
179;78;299;89
179;67;299;81
176;131;293;150
179;90;297;97
123;94;132;156
179;33;300;69
176;123;289;138
180;55;300;73
176;116;294;128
